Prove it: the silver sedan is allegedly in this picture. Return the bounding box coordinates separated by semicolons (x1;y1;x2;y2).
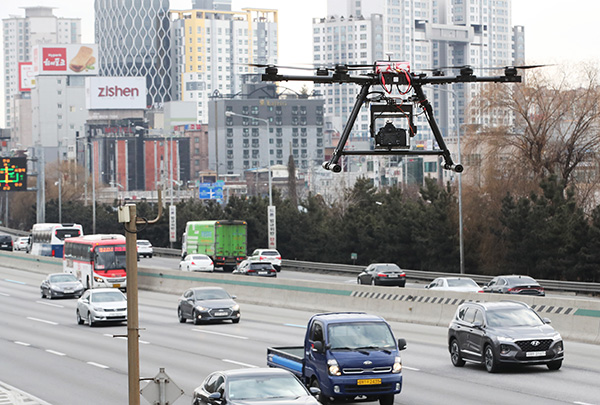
76;288;127;327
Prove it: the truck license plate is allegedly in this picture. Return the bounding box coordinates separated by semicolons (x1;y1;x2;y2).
357;379;381;385
113;284;120;288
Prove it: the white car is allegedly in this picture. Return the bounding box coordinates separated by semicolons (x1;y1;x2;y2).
14;236;30;251
76;289;127;327
425;277;483;293
179;254;214;272
248;249;282;271
136;239;153;258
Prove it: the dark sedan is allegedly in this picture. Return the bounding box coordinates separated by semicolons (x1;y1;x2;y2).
357;263;406;287
177;287;240;325
482;275;545;296
40;273;85;299
233;260;277;277
193;368;319;405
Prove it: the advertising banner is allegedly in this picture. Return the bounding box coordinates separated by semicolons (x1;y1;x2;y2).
85;77;147;110
32;44;98;76
18;62;34;91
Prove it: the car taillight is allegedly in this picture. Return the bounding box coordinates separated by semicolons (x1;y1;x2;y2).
191;261;196;265
477;290;484;293
248;269;256;273
377;273;388;277
51;249;55;257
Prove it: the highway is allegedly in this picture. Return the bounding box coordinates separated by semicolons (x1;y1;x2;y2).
1;265;600;405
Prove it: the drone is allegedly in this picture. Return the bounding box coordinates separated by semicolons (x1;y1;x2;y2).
256;61;539;173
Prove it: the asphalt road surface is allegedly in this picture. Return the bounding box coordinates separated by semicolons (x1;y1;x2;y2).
1;266;599;405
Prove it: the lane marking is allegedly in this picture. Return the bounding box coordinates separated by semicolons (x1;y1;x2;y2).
46;349;66;356
284;323;307;329
192;329;249;340
87;362;109;369
403;366;420;371
0;292;9;296
36;300;64;308
574;402;597;405
27;317;58;325
4;279;26;285
222;359;259;368
14;341;30;346
104;334;150;344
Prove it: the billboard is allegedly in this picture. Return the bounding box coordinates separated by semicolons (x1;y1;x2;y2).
85;77;147;110
32;44;98;76
18;62;35;91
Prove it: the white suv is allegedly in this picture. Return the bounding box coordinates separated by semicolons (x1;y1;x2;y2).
136;239;153;258
248;249;282;271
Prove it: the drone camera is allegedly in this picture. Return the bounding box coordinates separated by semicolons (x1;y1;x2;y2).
370;102;414;150
376;122;407;148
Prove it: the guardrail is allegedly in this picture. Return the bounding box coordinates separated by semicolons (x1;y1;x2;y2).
154;247;600;295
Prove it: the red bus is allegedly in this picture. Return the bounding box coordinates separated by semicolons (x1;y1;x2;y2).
63;234;127;290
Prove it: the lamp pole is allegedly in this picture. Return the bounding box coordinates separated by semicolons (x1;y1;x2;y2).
436;86;464;274
225;111;275;248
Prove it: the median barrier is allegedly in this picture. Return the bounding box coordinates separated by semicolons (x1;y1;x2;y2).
2;251;598;344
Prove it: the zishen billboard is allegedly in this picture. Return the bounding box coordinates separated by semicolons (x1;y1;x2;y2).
32;44;98;76
85;77;147;110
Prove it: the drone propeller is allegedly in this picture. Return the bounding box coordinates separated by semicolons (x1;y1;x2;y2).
248;63;316;71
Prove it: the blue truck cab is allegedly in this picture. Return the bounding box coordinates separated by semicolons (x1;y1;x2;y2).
267;312;407;405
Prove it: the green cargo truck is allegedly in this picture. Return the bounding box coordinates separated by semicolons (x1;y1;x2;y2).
181;220;247;271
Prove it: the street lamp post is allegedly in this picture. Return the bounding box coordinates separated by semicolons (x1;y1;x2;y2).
224;111;275;248
435;86;464;274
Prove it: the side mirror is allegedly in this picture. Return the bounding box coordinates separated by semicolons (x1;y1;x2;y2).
309;387;321;396
473;321;483;329
312;341;324;352
425;284;431;289
208;392;222;403
397;338;407;351
231;295;237;300
542;318;552;324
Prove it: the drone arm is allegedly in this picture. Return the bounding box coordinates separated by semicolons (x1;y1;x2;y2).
322;83;372;172
412;84;463;173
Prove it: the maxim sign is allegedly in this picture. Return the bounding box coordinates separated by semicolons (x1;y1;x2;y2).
86;77;147;110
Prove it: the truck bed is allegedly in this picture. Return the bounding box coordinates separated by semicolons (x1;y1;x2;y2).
267;346;304;377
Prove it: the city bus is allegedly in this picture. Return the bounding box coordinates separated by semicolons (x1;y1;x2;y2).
63;234;127;290
30;223;84;257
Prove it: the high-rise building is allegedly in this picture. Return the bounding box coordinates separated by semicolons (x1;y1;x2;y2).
95;0;172;108
170;5;278;123
2;6;81;128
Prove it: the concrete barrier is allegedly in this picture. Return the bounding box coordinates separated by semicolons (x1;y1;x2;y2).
2;251;599;344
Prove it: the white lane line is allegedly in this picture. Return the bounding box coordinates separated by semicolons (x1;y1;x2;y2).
14;341;31;346
574;402;597;405
104;333;150;344
46;349;66;356
403;366;420;371
0;292;9;296
4;279;26;285
192;329;249;340
284;323;307;329
87;362;109;369
36;300;64;308
27;317;58;325
222;359;259;368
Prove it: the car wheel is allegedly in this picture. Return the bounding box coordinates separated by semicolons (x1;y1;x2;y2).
450;339;465;367
178;307;186;323
232;318;240;324
379;394;395;405
371;278;376;286
88;312;95;327
41;289;45;299
547;360;562;371
149;254;152;258
311;378;328;405
76;310;84;325
357;277;362;285
484;345;499;373
193;310;201;325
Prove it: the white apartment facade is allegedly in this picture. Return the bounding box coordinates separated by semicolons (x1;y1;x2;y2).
2;6;81;129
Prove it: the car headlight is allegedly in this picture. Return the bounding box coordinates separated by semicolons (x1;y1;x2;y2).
232;304;240;311
327;359;341;376
392;356;402;373
195;305;206;311
92;306;105;312
497;336;515;343
51;286;61;291
552;333;562;341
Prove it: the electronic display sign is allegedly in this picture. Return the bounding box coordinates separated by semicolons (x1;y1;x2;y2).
0;157;27;191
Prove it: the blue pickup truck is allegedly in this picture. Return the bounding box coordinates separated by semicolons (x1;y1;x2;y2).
267;312;407;405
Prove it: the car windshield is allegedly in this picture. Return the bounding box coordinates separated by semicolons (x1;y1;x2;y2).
227;375;307;400
328;322;396;350
486;307;544;327
506;276;537;286
95;245;127;270
260;251;279;256
191;255;209;261
137;241;150;246
250;263;274;270
49;274;78;283
195;289;230;300
90;291;125;303
374;264;401;272
447;279;478;287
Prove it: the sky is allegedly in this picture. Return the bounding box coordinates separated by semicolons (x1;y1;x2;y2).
1;0;599;126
